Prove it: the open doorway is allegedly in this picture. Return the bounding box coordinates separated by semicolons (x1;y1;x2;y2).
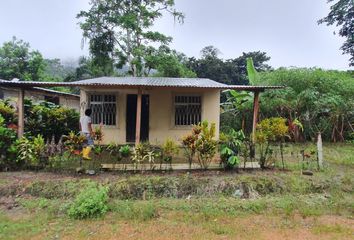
126;94;149;143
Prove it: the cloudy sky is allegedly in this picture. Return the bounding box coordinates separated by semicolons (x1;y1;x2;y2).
0;0;351;70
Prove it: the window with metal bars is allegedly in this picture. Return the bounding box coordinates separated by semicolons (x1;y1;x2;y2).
174;95;201;126
89;94;117;126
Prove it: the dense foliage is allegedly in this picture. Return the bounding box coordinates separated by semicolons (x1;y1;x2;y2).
221;68;354;142
0;99;79;141
23;100;79;141
77;0;184;77
187;46;271;85
257;68;354;142
68;183;109;219
318;0;354;66
0;115;17;169
0;37;45;81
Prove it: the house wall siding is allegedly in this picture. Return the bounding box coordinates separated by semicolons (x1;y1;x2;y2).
80;87;220;145
0;87;80;111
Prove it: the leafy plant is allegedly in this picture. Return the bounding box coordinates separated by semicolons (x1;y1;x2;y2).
182;125;200;169
17;134;45;168
131;142;151;171
256;117;289;169
119;145;131;159
24;99;79;141
219;129;245;169
0;100;16;124
195;121;218;170
0;114;17;169
161;138;179;169
93;125;103;144
67;183;109;219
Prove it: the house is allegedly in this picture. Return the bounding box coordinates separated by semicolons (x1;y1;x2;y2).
0;77;283;141
0;83;80;111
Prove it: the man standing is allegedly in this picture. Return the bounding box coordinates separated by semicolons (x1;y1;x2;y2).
80;109;94;159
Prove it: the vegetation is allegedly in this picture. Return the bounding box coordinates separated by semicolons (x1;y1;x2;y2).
258;68;354;142
16;135;45;168
0;37;45;81
161;138;179;168
195;121;218;169
219;129;245;169
0;143;353;239
256;117;289;169
0;115;17;169
67;183;109;219
318;0;354;66
77;0;184;77
24;99;79;141
187;46;271;85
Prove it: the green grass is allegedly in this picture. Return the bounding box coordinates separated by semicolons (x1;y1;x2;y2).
0;143;353;239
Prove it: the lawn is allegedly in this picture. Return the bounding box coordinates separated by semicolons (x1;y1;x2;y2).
0;143;353;240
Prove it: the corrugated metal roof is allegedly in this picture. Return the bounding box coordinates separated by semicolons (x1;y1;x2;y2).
32;87;79;98
0;77;284;91
73;77;228;88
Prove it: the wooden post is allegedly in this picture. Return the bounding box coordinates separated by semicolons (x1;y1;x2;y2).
251;91;260;143
135;89;142;146
317;132;323;169
17;88;25;138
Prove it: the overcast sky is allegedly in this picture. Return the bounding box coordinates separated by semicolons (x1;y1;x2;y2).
0;0;351;70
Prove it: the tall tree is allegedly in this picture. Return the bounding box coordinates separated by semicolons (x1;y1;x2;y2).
318;0;354;66
0;37;45;81
77;0;184;77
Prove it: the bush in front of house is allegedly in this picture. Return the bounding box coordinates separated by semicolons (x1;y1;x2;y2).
67;182;109;219
0;98;79;142
0;114;18;169
219;129;245;170
24;99;79;141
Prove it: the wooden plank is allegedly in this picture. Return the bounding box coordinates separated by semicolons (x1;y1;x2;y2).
17;88;24;138
252;91;260;143
135;89;142;145
101;162;260;171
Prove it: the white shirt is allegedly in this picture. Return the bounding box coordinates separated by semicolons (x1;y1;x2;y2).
80;116;92;133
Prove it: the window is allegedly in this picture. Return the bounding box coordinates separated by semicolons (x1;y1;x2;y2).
174;95;201;126
89;94;117;126
44;96;59;105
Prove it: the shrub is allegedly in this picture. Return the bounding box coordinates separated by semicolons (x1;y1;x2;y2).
256;117;289;169
0;100;16;124
24;99;79;141
16;134;45;168
161;138;179;168
219;129;245;169
182;126;200;169
0;115;17;169
195;121;218;169
67;183;109;219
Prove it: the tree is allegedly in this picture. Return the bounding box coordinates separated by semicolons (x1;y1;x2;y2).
77;0;184;77
43;59;75;81
150;47;196;77
318;0;354;66
187;46;271;85
0;37;46;81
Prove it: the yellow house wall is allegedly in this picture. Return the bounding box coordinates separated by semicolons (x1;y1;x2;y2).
80;87;220;145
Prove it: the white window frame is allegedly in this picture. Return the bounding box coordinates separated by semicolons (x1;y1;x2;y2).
172;93;202;128
88;93;118;127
